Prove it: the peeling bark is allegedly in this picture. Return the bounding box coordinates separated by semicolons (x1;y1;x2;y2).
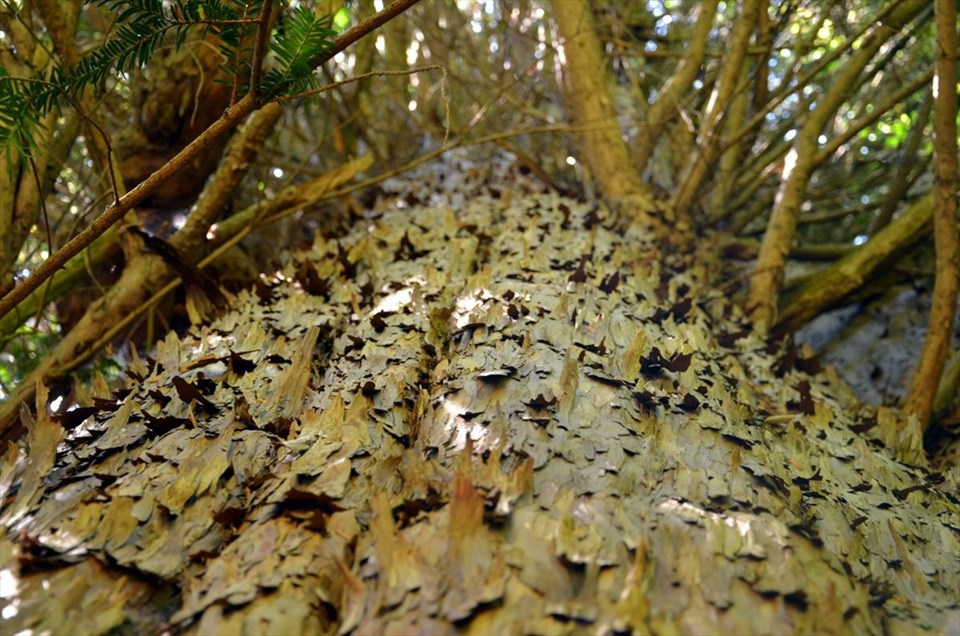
1;161;956;635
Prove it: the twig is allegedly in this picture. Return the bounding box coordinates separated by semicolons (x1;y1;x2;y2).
248;0;274;97
227;3;250;106
724;0;909;152
271;66;443;104
1;76;121;205
310;0;422;68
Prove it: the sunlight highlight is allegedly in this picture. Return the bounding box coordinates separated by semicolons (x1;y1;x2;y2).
441;396;490;451
0;567;20;620
782;147;798;180
658;498;789;555
452;288;492;329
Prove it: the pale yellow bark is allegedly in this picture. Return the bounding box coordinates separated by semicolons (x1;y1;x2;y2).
902;0;959;434
672;0;762;216
746;0;927;332
633;0;719;175
710;65;749;215
551;0;653;216
776;193;935;333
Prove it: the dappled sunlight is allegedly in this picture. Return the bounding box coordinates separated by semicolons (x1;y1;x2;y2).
0;567;20;620
371;287;413;315
0;0;954;633
451;287;493;330
658;498;789;553
441;395;490;451
370;276;426;315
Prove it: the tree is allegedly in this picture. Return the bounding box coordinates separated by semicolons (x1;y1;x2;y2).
1;1;957;634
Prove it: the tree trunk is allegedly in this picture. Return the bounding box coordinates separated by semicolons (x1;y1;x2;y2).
2;162;956;635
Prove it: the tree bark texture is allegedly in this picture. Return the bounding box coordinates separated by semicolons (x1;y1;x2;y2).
1;162;956;635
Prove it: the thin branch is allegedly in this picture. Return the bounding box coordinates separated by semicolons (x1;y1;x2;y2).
901;0;959;437
724;0;911;153
248;0;274;97
228;3;250;106
271;65;443;104
1;76;121;204
813;69;933;167
24;144;51;251
870;90;933;234
175;18;260;26
310;0;422;68
0;92;260;322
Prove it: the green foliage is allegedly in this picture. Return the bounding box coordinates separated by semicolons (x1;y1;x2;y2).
0;326;61;392
0;66;44;160
260;6;337;98
0;0;197;158
0;0;337;164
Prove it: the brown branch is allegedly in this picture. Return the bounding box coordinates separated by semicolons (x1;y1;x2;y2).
775;192;935;334
0;92;259;322
310;0;422;69
813;69;933;167
724;0;911;152
171;103;284;256
671;0;762;217
869;89;933;234
633;0;719;175
551;0;655;218
745;0;927;332
248;0;274;97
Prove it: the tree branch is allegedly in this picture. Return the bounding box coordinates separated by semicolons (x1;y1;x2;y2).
901;0;959;437
0;0;423;322
248;0;274;97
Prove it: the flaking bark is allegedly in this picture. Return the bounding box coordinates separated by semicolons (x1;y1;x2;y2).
2;160;956;635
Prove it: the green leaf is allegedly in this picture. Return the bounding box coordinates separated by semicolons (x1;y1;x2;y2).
260;6;336;98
